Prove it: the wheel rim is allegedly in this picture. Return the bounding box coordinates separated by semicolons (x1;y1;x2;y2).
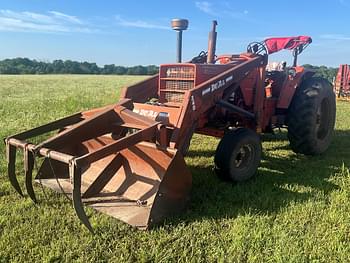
234;144;254;169
316;98;331;140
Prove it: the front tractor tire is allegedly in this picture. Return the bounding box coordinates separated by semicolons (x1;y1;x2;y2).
287;77;336;155
214;128;262;182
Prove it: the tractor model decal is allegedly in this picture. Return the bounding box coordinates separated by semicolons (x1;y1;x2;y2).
201;74;234;96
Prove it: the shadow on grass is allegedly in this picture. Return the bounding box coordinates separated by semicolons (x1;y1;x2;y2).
2;129;349;230
0;190;11;197
169;129;350;225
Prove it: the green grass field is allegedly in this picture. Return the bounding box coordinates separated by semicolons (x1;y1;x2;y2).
0;75;350;262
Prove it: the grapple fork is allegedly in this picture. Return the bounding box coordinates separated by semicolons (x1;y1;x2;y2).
5;100;191;231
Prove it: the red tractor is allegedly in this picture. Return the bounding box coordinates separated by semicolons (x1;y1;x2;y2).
5;20;336;231
334;64;350;99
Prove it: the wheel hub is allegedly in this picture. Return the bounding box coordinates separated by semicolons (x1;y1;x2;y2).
234;144;253;168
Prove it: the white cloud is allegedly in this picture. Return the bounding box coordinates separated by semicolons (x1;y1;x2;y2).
320;34;350;41
338;0;350;8
195;1;217;16
115;15;169;30
195;1;249;20
49;11;83;24
0;17;66;32
0;9;91;33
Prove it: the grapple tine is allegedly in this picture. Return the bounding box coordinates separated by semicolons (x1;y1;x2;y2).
24;147;36;203
70;161;94;233
6;140;24;196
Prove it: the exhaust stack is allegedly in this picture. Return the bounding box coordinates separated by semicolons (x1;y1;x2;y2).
207;20;218;64
171;19;189;63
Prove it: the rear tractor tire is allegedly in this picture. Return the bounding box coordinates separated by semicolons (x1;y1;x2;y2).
214;128;262;182
287;77;336;155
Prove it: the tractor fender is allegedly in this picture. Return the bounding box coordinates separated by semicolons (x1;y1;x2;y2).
276;68;315;109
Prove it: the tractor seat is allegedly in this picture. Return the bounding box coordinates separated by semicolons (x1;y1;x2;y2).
266;62;288;98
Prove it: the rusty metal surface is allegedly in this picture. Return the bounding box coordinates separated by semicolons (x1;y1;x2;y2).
335;64;350;99
207;20;218;64
276;66;307;109
6;142;23;196
35;141;191;229
5;97;192;231
24;147;36;202
171;19;189;63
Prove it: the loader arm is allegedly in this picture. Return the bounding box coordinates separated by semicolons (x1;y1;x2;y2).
120;53;267;154
120;75;159;103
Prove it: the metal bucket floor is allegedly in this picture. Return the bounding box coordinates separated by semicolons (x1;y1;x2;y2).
36;178;151;229
35;142;192;229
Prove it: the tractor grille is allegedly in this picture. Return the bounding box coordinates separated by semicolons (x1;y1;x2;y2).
160;65;195;103
165;80;194;90
166;66;195;79
164;92;185;103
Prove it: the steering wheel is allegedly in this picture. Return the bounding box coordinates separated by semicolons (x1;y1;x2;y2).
247;42;268;56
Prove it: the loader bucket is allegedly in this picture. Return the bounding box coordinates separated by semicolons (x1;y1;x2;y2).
37;142;191;230
5;101;192;231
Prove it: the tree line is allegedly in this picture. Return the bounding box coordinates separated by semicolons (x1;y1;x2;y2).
302;64;338;83
0;58;339;81
0;58;159;75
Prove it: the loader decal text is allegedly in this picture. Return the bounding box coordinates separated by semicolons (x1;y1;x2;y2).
226;75;233;82
201;74;234;96
191;95;196;111
133;109;159;119
202;87;211;96
211;79;226;92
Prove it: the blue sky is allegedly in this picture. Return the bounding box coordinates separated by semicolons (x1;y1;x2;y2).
0;0;349;67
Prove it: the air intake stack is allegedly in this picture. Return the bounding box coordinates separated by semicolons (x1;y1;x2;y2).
207;20;218;64
171;19;189;63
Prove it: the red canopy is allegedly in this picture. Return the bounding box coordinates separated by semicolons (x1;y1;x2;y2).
264;36;312;54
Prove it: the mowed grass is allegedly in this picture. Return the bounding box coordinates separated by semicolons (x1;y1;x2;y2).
0;75;350;262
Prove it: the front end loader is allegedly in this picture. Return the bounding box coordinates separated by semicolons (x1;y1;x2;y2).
5;19;336;232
